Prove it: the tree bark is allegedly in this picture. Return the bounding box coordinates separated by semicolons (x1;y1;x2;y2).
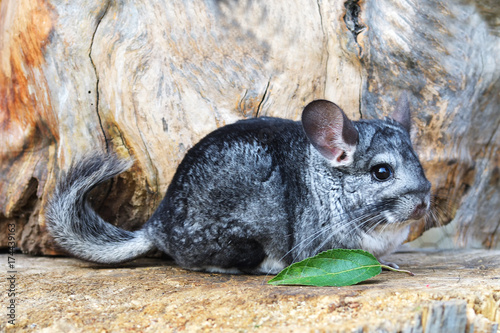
0;0;499;254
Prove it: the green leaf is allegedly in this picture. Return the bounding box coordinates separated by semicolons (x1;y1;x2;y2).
267;249;382;287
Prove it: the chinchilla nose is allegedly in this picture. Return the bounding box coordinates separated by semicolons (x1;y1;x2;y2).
410;200;428;220
409;178;431;220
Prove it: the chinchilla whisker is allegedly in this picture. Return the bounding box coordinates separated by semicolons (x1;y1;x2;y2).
287;219;352;263
310;235;336;259
308;217;368;255
282;210;376;266
277;226;331;266
312;214;379;255
430;194;457;214
313;215;386;261
423;211;437;229
308;212;385;258
354;213;380;230
425;200;452;228
274;199;391;269
378;217;394;234
427;207;439;222
274;200;395;272
363;215;387;235
356;210;388;232
268;228;331;276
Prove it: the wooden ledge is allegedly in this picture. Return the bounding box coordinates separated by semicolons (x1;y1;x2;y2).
2;249;499;332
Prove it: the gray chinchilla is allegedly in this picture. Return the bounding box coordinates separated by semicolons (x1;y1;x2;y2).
46;94;431;274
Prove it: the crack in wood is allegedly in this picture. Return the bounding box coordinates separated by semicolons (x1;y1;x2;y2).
343;0;366;57
89;1;112;152
255;79;271;118
316;0;330;100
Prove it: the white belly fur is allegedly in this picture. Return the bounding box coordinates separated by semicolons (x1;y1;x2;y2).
360;225;411;259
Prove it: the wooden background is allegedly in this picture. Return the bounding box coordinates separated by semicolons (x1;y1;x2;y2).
0;0;499;255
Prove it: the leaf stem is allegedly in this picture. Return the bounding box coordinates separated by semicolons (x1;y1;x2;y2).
380;265;415;276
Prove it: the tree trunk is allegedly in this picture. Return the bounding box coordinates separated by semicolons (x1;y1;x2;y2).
5;250;499;331
0;0;499;254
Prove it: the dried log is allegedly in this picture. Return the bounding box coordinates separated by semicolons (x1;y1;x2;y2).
0;0;498;254
3;250;499;331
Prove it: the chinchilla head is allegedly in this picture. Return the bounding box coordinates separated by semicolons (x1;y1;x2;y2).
302;93;431;234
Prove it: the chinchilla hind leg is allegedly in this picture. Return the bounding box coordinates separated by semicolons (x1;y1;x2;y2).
175;237;268;274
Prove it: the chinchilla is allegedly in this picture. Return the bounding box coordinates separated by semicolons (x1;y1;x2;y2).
46;94;431;274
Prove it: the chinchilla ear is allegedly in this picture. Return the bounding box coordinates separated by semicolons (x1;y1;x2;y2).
391;92;412;132
301;100;358;167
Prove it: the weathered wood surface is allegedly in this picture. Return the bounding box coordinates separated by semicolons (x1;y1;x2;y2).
1;250;499;332
0;0;499;254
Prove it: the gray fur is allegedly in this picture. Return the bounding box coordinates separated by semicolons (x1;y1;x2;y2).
46;97;431;274
46;155;154;264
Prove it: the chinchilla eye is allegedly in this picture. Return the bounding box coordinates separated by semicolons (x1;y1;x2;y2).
371;163;393;181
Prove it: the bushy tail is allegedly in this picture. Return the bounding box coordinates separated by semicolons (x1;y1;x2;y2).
45;153;155;264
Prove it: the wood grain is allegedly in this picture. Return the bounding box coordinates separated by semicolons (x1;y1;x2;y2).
1;250;498;332
0;0;498;253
